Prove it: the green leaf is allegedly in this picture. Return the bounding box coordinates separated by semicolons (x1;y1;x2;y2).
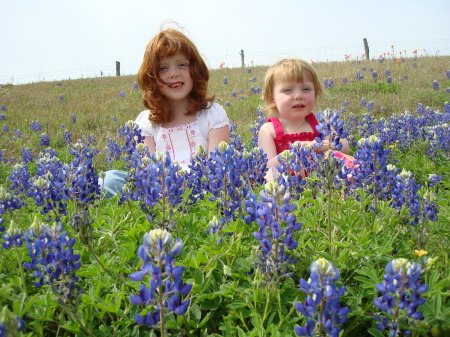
194;267;204;285
368;327;386;337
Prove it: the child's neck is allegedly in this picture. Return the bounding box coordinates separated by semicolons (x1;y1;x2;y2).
280;116;312;134
163;103;196;128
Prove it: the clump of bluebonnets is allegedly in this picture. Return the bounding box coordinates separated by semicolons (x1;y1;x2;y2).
244;180;301;281
374;258;428;336
130;228;191;336
23;218;82;306
294;258;349;337
121;145;185;230
203;142;267;233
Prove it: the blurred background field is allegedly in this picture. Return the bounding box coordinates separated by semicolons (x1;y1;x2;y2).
1;55;449;172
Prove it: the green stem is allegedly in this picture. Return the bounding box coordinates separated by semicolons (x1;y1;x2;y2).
14;248;28;297
61;305;95;337
84;239;115;278
158;250;166;337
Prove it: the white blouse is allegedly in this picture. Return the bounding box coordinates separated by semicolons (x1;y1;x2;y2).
134;103;229;168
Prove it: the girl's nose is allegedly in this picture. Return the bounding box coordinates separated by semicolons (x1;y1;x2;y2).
294;90;303;99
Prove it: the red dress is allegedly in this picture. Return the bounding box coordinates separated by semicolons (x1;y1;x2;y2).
268;114;320;154
268;114;356;169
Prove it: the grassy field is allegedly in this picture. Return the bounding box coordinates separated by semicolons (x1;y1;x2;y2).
0;54;449;336
1;55;449;171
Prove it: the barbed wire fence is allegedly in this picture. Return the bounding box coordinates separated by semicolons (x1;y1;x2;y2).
2;39;449;85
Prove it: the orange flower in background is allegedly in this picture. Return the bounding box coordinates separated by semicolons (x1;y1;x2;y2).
396;58;402;64
413;50;418;54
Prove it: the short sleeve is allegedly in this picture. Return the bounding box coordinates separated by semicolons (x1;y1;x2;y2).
134;110;153;137
199;103;230;130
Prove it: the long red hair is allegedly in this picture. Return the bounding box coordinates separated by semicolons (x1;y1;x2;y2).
137;28;214;124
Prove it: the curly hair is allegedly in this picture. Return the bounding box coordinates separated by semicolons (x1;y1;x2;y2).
262;58;324;117
136;28;214;124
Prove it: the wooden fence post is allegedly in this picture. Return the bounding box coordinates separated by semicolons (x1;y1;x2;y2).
240;50;244;68
363;38;370;60
116;61;120;76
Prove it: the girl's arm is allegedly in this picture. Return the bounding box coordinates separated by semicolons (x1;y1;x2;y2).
143;136;156;155
258;122;280;167
208;125;230;153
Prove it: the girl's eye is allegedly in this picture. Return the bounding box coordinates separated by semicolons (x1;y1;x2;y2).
303;88;311;92
282;88;292;93
159;66;168;71
179;62;189;68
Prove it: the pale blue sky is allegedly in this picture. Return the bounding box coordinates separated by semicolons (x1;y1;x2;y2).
1;0;449;84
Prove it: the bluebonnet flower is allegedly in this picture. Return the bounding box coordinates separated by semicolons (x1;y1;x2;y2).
21;146;34;164
2;125;8;133
247;68;252;73
249;108;266;148
29;153;70;220
105;138;122;164
342;100;349;107
130;229;192;333
390;169;421;225
119;91;126;98
229;122;245;152
9;163;32;196
342;77;347;84
23;218;82;305
0;307;26;336
294;258;349;337
231;91;236;97
371;71;377;81
356;71;364;81
30;121;42;132
244;180;301;281
118;120;145;165
447;70;450;80
323;78;334;88
432;80;439;91
133;81;139;90
71;113;77;123
385;68;391;77
63;129;72;146
360;98;367;108
39;133;51;146
68;141;101;208
2;220;23;249
387;76;392;84
223;76;228;84
374;258;428;336
0;113;5;120
249;76;257;82
59;94;64;102
367;101;375;112
225;101;231;107
112;116;117;122
1;105;6;111
58;82;62;86
0;185;24;232
13;129;23;140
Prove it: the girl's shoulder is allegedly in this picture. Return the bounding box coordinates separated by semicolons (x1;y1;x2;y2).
197;102;229;124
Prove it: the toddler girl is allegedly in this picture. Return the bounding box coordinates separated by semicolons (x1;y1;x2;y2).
257;58;352;179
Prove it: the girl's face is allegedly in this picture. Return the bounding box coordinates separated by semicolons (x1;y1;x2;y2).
158;52;194;105
270;74;316;121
